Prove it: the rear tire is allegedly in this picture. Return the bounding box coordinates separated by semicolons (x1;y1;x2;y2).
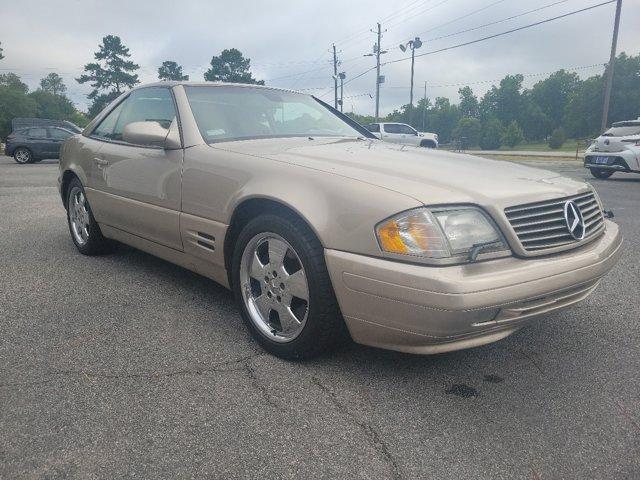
590;168;613;179
231;213;349;360
66;178;117;255
13;148;34;164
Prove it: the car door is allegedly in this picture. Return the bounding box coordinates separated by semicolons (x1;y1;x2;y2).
398;124;421;146
85;87;183;250
25;127;50;157
380;123;404;143
47;127;74;157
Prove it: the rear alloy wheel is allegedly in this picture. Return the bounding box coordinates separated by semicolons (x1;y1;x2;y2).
590;168;613;179
14;148;33;164
66;178;117;255
232;214;349;359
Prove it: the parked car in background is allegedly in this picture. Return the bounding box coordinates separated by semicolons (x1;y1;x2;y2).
365;122;438;148
59;82;621;359
584;118;640;179
11;117;83;134
5;126;76;164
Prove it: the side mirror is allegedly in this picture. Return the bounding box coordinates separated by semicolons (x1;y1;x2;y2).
122;121;181;149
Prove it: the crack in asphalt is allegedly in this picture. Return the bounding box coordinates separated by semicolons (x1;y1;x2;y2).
311;377;404;480
0;353;264;388
243;362;281;409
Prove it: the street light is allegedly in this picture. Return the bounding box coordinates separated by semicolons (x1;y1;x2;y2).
399;37;423;107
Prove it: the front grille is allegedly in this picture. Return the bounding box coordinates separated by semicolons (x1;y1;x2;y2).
504;192;604;252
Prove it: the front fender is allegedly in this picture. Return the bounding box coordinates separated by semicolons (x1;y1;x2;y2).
181;144;420;256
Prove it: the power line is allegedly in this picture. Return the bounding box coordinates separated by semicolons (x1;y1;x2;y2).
335;0;614;97
423;0;571;43
382;0;617;67
415;0;508;37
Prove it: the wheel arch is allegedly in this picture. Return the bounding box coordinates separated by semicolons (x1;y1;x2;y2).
223;196;323;278
60;170;81;209
420;139;437;148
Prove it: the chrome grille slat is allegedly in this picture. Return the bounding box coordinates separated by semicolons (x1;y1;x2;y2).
516;223;568;236
507;208;564;222
505;192;604;253
504;192;593;214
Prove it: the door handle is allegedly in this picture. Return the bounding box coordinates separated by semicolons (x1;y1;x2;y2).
94;158;109;169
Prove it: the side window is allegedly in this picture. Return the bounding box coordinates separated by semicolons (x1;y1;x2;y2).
384;124;401;134
399;124;417;135
365;124;380;133
28;128;48;138
112;88;176;142
49;128;73;140
92;100;126;139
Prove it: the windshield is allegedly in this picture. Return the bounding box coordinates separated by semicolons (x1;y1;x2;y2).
185;86;362;143
603;125;640;137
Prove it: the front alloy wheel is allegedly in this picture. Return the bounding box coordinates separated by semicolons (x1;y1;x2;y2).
232;213;349;359
240;233;310;342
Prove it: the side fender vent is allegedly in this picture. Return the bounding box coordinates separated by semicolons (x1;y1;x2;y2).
195;232;215;251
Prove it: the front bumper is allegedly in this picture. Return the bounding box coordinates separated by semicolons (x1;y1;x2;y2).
325;221;622;354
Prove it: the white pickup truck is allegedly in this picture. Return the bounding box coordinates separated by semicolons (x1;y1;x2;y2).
365;122;438;148
584;118;640;179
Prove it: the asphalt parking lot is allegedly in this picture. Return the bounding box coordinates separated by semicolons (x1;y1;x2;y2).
1;155;638;479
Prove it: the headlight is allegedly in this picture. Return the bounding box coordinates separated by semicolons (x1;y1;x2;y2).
376;207;508;260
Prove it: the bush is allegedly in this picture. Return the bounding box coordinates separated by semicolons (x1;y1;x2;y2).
548;128;567;149
479;118;504;150
453;117;481;148
501;120;524;148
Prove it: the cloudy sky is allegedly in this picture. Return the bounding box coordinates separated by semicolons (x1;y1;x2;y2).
1;0;638;115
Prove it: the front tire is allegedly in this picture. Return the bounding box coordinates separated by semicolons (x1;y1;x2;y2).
66;178;117;255
231;214;348;359
590;168;613;179
13;148;34;164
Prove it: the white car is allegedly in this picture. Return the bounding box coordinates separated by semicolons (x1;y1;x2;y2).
365;122;438;148
584;118;640;179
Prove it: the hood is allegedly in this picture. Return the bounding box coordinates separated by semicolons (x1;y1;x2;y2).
212;137;589;208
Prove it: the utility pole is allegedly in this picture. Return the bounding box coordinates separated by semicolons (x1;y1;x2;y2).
422;81;427;131
375;23;382;121
338;72;346;112
332;44;339;110
601;0;623;131
364;24;386;122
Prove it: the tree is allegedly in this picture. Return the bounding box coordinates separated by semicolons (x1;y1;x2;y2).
39;73;67;96
530;70;579;131
0;73;28;94
204;48;264;84
501;120;524;148
0;73;37;139
0;41;4;61
158;61;189;81
77;35;139;117
453;117;482;147
480;74;525;126
458;86;479;118
548;128;567;149
479;118;504;150
29;90;76;120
